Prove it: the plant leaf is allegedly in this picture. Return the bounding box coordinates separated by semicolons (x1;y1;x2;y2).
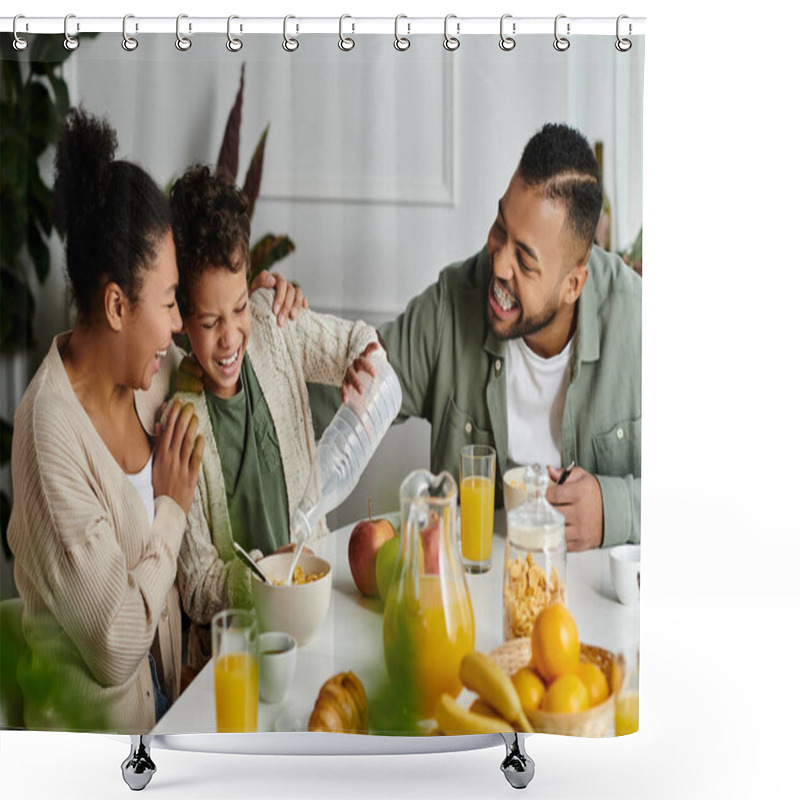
242;126;269;220
249;234;296;278
27;219;50;283
216;63;245;183
0;263;36;352
0;184;27;263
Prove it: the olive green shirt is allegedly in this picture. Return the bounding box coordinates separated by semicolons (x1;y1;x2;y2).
205;353;290;556
309;246;641;547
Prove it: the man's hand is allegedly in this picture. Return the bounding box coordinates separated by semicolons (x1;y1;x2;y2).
249;270;308;326
341;342;381;404
546;465;603;551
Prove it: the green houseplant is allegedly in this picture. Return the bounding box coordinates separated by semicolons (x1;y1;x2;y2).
212;63;295;279
1;34;95;557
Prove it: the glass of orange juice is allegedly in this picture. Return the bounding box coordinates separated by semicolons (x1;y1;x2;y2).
212;609;259;732
459;445;496;573
615;647;639;736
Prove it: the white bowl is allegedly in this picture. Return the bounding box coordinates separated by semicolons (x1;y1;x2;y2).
609;545;641;606
252;553;332;646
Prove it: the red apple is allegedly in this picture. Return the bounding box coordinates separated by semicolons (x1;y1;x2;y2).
421;521;441;574
348;501;396;597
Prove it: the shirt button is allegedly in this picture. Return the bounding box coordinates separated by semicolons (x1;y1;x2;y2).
465;422;473;434
495;359;502;372
616;428;625;440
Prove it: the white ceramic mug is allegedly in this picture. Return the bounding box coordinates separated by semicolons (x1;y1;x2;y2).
257;631;298;704
609;545;641;606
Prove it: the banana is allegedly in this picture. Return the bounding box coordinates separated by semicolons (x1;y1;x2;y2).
434;693;513;735
459;650;534;733
469;697;506;722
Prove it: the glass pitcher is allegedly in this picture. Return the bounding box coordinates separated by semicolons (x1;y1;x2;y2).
382;470;475;723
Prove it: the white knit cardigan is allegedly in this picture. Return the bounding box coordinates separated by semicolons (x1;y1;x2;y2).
7;334;184;733
173;288;377;662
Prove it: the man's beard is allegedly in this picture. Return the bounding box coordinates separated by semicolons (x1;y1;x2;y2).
487;278;559;341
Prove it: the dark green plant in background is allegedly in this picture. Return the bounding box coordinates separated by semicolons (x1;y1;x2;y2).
1;35;95;559
213;63;295;280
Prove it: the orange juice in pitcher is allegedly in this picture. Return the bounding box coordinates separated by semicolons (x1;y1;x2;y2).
383;470;475;722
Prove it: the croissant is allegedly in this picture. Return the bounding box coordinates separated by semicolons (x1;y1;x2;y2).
308;671;369;733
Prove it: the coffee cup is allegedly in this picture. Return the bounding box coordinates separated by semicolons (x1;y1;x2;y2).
257;631;297;704
609;545;641;606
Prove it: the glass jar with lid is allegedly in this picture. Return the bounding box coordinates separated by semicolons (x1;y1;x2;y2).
503;464;567;641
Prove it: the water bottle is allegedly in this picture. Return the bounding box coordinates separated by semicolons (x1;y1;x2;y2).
290;348;402;548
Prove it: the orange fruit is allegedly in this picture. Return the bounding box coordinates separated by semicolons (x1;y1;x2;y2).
530;603;580;683
511;668;546;716
541;673;590;714
575;662;610;707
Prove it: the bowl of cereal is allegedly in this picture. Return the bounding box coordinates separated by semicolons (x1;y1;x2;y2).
503;466;556;511
253;553;332;646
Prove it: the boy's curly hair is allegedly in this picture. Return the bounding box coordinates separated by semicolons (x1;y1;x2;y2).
169;165;251;314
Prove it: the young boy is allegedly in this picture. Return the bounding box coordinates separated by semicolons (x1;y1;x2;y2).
168;165;379;669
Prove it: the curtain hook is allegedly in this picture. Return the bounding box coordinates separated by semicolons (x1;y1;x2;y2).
175;13;192;51
554;14;570;51
227;15;243;52
615;15;632;52
282;15;299;52
394;14;410;51
122;14;138;51
339;14;355;51
499;14;516;51
63;14;79;51
12;15;29;51
443;14;460;51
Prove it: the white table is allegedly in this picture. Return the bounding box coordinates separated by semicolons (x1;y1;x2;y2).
153;519;639;734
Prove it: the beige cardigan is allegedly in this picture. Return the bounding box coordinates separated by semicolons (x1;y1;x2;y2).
7;334;185;733
174;289;377;665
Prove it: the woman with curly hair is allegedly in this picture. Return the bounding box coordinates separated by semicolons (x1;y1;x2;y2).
168;165;379;670
6;108;206;732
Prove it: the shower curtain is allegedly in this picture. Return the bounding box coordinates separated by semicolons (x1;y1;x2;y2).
0;19;643;740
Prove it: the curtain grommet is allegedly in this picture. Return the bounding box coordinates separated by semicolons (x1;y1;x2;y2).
282;15;299;52
444;14;460;51
554;14;570;51
394;14;410;51
12;15;29;51
499;14;516;51
615;15;632;52
121;14;138;51
175;14;192;51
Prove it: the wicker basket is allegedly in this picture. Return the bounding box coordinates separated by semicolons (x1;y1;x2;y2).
490;638;623;738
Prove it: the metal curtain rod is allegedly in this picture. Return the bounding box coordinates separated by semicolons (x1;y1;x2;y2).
0;15;646;37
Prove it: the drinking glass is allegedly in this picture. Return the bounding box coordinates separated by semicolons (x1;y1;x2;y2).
615;646;639;736
212;609;259;732
459;445;496;573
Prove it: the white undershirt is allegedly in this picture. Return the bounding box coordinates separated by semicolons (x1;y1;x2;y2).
505;336;574;471
126;456;155;527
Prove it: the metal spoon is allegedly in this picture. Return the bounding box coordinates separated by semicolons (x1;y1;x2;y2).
233;541;272;585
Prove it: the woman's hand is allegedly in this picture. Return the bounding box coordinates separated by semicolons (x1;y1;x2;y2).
152;399;205;514
341;342;381;404
249;270;308;326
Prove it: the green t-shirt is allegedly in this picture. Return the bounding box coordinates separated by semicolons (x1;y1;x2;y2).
205;353;290;555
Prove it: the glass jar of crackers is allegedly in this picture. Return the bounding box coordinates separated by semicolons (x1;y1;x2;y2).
503;464;567;640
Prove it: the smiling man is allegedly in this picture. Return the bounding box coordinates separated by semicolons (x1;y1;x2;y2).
313;123;641;550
